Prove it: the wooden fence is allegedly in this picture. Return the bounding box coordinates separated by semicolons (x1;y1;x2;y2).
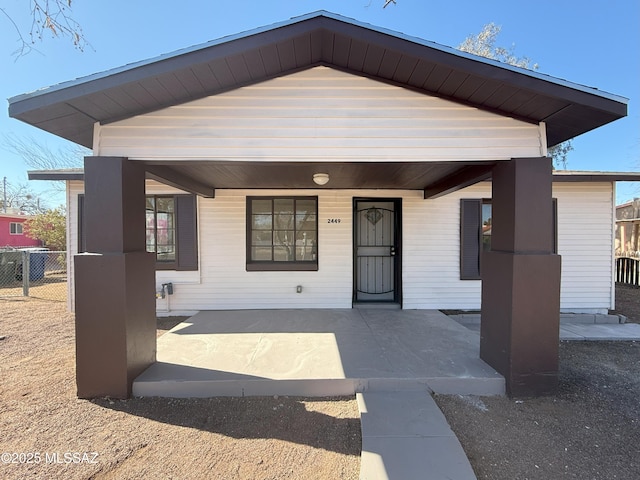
616;256;640;287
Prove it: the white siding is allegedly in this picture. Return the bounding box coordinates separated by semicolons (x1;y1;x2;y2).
401;182;614;313
66;180;83;311
95;66;544;161
185;189;353;310
556;183;614;312
67;181;614;314
67;180;196;313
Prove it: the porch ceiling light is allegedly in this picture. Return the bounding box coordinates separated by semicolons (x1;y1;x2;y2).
313;173;330;186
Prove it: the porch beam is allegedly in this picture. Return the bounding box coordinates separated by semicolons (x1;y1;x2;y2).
480;157;561;397
423;164;495;199
145;164;215;198
74;156;156;399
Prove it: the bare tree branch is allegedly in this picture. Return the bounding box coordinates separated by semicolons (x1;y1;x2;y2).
3;134;88;193
3;135;87;171
1;1;90;58
1;180;49;214
458;23;573;168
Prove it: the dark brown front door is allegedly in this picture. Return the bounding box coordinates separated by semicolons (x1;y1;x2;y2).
354;199;401;303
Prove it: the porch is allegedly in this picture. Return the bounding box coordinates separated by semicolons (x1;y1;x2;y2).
133;309;504;398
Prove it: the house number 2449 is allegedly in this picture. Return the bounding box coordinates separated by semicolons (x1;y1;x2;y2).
327;218;341;223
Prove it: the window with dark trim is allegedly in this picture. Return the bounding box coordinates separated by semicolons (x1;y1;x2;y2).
10;222;23;235
78;194;198;271
146;196;177;267
246;196;318;271
460;198;557;280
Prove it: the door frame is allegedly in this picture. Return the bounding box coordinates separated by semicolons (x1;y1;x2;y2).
352;197;402;305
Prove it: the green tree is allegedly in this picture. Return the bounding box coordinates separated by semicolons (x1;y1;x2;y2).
459;23;573;168
24;206;66;250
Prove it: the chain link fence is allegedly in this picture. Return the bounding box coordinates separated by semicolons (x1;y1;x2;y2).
0;248;67;302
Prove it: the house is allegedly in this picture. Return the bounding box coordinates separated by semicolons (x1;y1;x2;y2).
10;12;630;398
0;211;42;248
615;199;640;256
28;170;638;315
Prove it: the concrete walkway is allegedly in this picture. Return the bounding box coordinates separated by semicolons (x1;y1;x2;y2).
133;309;491;479
133;309;640;480
559;322;640;340
358;390;476;480
452;314;640;341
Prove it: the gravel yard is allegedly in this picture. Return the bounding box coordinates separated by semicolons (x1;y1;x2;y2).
1;285;639;479
0;299;361;480
435;284;640;479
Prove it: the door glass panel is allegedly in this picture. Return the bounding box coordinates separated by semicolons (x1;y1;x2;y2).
252;246;272;261
251;231;272;245
252;214;272;230
274;214;294;229
274;199;294;214
482;203;492;252
251;199;272;214
296;231;317;261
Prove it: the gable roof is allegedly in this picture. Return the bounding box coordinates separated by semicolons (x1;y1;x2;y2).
8;11;627;150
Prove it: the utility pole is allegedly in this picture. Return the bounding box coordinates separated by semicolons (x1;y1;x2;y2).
3;177;6;213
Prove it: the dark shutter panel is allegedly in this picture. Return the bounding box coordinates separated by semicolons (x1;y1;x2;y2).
176;195;198;271
460;199;482;280
552;198;558;254
78;194;87;253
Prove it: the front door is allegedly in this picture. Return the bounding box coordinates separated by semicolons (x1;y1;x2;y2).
354;199;401;303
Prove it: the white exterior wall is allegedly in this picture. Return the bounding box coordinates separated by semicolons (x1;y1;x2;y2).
69;66;611;314
67;180;195;313
94;66;545;161
403;182;615;313
67;181;615;314
66;180;82;312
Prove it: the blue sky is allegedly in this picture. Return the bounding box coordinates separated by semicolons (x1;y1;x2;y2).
2;0;639;206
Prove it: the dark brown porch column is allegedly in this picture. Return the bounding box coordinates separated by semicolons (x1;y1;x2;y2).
74;157;156;399
480;157;561;397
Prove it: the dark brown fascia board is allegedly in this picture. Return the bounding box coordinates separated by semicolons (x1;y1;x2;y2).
29;166;640;189
551;171;640;182
424;164;495;199
325;18;627;118
28;169;84;181
28;167;216;197
144;165;215;198
9;12;627;127
8;15;331;119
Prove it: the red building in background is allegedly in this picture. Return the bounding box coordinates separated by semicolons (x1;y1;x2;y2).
0;213;42;248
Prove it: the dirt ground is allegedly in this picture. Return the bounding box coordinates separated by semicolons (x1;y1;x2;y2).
435;284;640;479
2;286;640;479
0;299;361;480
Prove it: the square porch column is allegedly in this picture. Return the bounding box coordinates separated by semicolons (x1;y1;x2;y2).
480;157;561;397
74;157;156;399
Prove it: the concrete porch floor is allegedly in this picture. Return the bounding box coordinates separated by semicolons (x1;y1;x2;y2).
133;309;505;398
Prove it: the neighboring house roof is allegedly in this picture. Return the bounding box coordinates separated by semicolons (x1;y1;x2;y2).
8;11;627;149
0;213;32;220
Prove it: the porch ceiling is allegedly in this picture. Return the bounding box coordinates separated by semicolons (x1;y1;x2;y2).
8;12;627;150
139;160;496;198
